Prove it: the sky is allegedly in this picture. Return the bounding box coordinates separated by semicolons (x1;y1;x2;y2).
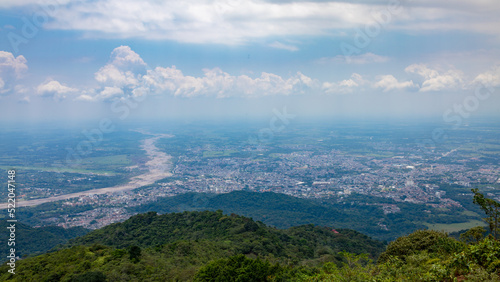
0;0;500;122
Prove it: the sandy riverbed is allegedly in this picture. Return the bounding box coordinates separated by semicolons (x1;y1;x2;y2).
0;133;173;209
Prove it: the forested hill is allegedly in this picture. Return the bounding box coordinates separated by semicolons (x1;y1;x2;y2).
129;191;444;241
2;209;500;281
65;210;385;259
0;210;385;281
0;221;88;258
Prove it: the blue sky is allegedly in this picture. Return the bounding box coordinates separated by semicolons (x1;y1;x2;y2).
0;0;500;122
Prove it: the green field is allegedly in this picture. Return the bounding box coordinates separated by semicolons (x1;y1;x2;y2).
80;154;131;166
203;150;238;158
424;220;486;233
461;210;481;217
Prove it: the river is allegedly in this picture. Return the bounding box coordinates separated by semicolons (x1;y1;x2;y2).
0;133;173;209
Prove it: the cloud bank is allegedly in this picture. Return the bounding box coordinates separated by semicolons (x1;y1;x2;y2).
3;0;500;44
2;46;500;101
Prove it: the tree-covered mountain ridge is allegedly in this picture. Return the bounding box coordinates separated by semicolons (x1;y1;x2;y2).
64;210;385;258
1;210;384;281
1;189;499;281
129;190;479;241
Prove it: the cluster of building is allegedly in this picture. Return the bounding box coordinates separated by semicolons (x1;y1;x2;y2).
53;143;500;229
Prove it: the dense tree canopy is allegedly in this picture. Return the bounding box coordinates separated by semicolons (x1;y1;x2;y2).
2;190;500;281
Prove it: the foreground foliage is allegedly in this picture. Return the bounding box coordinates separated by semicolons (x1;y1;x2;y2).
3;221;499;281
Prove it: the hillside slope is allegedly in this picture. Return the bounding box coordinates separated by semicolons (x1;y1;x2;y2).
66;210;385;260
0;210;385;281
2;210;499;281
0;221;88;258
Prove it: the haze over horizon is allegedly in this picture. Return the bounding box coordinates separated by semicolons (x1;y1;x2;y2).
1;0;500;122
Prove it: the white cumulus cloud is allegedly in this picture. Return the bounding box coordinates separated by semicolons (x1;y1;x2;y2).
95;64;141;88
144;66;315;98
373;75;417;92
95;46;146;88
322;73;365;94
36;80;77;100
78;45;317;101
405;64;464;92
100;86;124;99
0;51;28;94
472;65;500;87
0;51;28;77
